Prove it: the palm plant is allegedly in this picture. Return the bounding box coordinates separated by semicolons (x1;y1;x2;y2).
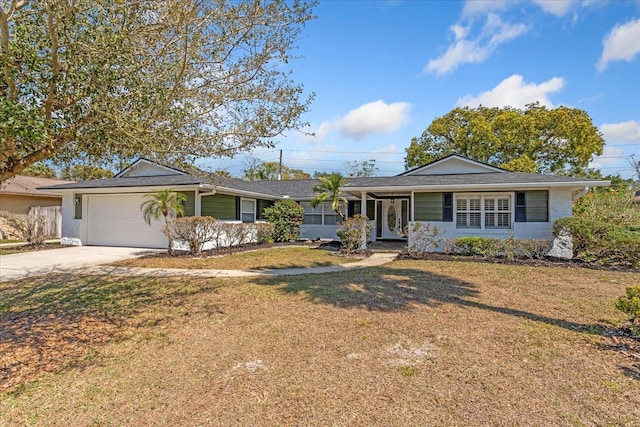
311;172;348;219
140;189;187;254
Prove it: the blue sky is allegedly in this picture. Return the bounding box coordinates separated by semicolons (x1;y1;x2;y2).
206;0;640;179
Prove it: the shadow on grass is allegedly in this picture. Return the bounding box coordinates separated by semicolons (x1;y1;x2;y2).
252;264;639;379
251;264;615;336
0;273;223;392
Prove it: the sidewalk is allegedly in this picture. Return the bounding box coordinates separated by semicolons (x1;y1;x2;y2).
79;252;399;278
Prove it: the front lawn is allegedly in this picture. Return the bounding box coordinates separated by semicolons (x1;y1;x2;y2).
1;259;638;426
109;245;357;270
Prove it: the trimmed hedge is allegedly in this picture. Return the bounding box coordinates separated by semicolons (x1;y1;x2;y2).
443;236;549;260
553;217;640;268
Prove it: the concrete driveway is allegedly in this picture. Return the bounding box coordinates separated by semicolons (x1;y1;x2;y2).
0;246;163;282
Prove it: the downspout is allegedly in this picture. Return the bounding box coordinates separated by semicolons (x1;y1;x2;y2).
572;185;590;201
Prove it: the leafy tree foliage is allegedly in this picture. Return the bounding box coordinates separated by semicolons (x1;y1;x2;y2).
345;159;377;177
21;162;57;178
61;165;114;181
243;158;311;180
311;172;347;219
405;103;604;175
0;0;316;181
140;189;187;254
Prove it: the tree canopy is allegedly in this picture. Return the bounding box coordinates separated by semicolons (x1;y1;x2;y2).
21;162;57;178
404;103;605;175
345;159;377;177
243;157;311;180
60;165;114;181
0;0;316;181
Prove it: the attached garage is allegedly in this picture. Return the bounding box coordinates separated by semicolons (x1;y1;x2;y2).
86;194;168;248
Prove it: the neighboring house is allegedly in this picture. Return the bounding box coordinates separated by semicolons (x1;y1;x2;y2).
39;156;609;250
0;175;71;214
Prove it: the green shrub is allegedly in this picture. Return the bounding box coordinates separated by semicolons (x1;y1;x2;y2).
553;217;640;268
444;236;550;260
573;187;639;226
615;286;640;332
262;199;305;242
336;215;373;255
451;236;501;257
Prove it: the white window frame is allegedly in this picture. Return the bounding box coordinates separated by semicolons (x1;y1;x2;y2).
455;193;512;230
240;198;256;223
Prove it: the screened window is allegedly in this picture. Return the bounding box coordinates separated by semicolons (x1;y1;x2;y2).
241;198;256;223
456;194;511;229
301;202;343;225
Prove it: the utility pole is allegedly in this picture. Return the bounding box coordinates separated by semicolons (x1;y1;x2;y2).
278;149;283;180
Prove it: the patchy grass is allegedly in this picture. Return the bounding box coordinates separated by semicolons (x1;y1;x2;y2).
1;260;638;426
0;242;63;256
109;245;357;270
0;239;25;244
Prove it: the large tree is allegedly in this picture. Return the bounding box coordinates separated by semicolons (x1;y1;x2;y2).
60;164;114;181
243;157;311;180
404;103;605;175
0;0;315;182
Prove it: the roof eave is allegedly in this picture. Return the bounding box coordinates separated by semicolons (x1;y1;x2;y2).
345;180;610;193
38;183;212;193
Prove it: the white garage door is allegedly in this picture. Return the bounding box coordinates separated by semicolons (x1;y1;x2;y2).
86;194;168;248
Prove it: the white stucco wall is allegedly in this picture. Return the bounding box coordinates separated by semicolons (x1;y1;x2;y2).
408;188;574;252
60;193;82;244
299;224;339;241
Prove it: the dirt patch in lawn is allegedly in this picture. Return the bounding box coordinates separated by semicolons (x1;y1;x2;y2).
109;244;358;270
1;260;638;426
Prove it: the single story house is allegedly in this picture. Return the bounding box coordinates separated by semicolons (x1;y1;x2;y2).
0;175;71;214
39;155;609;250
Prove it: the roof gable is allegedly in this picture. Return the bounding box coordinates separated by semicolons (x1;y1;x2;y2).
399;154;505;176
116;158;187;178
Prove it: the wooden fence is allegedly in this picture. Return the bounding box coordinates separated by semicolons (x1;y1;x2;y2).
29;206;62;238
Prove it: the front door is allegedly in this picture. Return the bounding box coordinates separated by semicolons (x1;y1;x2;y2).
379;199;409;239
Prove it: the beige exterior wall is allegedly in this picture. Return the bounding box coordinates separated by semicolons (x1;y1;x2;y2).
0;195;62;215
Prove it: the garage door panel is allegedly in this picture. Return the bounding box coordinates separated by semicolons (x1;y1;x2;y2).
87;194;168;248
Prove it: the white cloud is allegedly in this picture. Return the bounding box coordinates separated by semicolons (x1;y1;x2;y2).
335;100;412;139
456;74;565;108
589;145;625;170
426;14;529;76
600;120;640;143
302;100;412;144
532;0;576;17
597;18;640;71
462;0;509;17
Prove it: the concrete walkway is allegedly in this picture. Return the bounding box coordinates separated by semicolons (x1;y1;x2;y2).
81;252;398;278
0;246;398;282
0;246;163;282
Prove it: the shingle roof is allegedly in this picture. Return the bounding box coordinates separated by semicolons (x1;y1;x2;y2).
1;175;73;196
344;172;606;189
38;174;209;190
39;170;609;198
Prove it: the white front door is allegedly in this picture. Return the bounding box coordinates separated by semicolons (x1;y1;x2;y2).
381;199;409;239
